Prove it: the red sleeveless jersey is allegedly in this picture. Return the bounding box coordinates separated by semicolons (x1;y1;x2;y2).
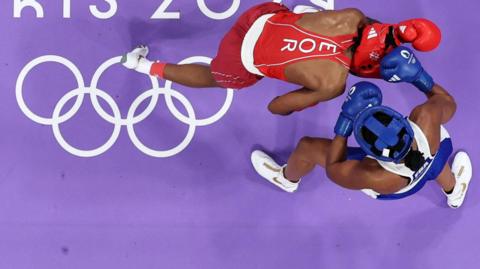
253;12;356;80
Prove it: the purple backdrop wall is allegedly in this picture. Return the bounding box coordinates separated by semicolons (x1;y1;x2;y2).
1;0;479;268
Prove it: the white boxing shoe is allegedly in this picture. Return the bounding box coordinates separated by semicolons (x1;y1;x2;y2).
446;151;473;208
293;5;320;14
250;150;300;193
121;45;153;75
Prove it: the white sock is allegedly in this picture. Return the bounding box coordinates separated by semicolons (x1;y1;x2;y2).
135;57;154;75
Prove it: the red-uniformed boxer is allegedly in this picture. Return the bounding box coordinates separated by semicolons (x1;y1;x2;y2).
122;2;441;115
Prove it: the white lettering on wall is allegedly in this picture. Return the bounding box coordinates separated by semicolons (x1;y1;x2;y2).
89;0;118;19
14;0;44;18
151;0;180;19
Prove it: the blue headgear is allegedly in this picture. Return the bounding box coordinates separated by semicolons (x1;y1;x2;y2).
353;106;414;163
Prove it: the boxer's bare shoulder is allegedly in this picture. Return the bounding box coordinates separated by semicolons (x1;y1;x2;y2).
295;8;366;36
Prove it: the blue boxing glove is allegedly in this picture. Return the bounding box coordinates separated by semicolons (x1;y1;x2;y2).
380;46;434;93
334;82;383;137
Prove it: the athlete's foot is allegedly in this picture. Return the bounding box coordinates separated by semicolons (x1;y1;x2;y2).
121;45;153;75
445;151;473;208
250;150;300;193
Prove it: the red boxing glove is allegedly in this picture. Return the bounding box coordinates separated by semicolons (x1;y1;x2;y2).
351;18;441;78
395;18;441;51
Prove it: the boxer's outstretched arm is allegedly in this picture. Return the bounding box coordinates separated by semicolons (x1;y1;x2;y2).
425;84;457;123
411;84;457;124
268;87;342;115
380;47;454;123
268;88;320;115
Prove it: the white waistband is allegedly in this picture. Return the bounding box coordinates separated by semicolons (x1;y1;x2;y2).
241;14;274;77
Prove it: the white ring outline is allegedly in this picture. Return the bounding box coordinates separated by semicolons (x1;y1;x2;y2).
90;56;161;125
127;87;197;158
51;87;122;157
16;54;235;158
16;55;86;125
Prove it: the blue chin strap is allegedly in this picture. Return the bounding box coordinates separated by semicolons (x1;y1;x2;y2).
353;106;414;163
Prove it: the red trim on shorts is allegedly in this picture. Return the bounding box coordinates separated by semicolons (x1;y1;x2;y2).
210;2;289;89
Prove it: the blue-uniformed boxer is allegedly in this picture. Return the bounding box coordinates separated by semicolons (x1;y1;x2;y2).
251;47;472;208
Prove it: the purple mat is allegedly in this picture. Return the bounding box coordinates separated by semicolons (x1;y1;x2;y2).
1;0;479;268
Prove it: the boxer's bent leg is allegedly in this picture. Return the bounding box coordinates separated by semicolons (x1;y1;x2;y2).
161;63;219;88
284;137;332;181
123;48;220;88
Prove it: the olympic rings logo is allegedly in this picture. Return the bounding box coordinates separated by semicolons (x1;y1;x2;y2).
16;55;234;158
